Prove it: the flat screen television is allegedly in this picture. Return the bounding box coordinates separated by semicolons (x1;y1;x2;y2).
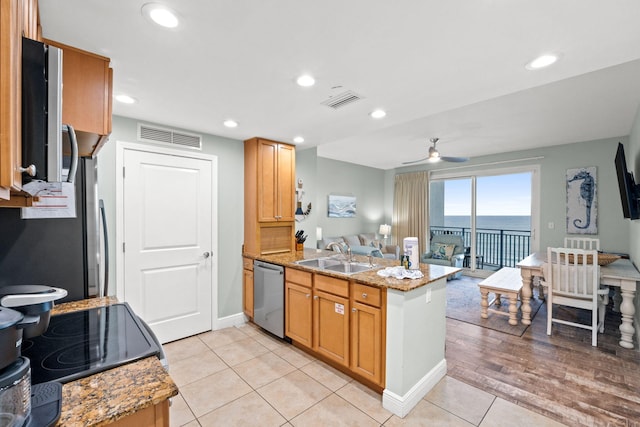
614;142;640;219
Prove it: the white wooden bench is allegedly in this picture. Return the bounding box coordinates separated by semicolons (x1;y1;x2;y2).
478;267;523;326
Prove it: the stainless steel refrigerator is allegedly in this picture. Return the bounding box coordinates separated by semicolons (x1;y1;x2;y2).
0;157;107;302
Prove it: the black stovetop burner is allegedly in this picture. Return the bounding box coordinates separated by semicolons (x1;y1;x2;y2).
21;303;160;385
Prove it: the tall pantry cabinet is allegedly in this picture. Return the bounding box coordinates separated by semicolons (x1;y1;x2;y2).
243;137;296;256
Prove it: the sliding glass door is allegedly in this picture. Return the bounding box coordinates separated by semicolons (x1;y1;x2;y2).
429;166;538;275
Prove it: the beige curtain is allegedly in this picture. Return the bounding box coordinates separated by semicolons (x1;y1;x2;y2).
392;171;429;254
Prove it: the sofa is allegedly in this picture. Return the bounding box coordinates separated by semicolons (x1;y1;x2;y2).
421;234;465;279
319;233;400;260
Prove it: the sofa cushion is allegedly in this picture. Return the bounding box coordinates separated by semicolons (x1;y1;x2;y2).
431;242;456;260
343;234;362;247
320;236;344;250
369;239;383;250
358;233;377;246
350;245;383;258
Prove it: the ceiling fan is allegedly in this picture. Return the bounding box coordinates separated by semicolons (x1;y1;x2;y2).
402;137;469;164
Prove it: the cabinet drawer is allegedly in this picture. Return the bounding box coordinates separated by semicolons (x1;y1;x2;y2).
315;275;348;298
352;283;381;308
242;257;253;270
286;268;312;287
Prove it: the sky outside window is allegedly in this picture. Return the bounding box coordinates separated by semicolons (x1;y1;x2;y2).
445;173;532;216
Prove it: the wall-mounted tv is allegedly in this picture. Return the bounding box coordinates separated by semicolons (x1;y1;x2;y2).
614;142;640;220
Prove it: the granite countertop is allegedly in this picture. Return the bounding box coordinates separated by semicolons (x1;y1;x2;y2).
245;248;460;291
50;297;178;426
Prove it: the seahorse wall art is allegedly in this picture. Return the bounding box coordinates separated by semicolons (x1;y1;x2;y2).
566;166;597;234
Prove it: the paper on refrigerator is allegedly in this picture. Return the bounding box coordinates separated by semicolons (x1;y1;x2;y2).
21;181;76;219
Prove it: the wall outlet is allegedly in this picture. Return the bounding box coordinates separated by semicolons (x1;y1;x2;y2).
426;288;432;303
548;222;555;229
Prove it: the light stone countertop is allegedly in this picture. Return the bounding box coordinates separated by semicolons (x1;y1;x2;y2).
246;248;460;291
50;297;178;426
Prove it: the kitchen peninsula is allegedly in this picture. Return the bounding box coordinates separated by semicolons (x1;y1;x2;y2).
246;249;459;418
50;297;178;426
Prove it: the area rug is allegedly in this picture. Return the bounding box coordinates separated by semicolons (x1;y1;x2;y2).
446;275;543;337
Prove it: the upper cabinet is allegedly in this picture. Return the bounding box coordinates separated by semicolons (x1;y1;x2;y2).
244;137;296;255
44;39;113;158
0;0;39;201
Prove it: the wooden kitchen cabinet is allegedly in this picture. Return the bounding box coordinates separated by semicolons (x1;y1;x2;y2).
285;268;313;348
314;288;350;368
242;257;254;319
111;400;169;427
43;38;113;158
0;0;40;203
244;137;295;255
351;283;385;386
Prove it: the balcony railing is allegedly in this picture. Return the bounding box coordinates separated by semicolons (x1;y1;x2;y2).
430;226;531;269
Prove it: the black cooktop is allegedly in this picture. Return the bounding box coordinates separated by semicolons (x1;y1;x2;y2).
21;303;160;385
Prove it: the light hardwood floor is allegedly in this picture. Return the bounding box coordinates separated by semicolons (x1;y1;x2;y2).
445;277;640;427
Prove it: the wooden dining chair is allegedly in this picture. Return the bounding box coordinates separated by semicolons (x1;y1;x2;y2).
542;247;609;346
563;237;600;250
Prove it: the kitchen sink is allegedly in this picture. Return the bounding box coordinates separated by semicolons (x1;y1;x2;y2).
294;257;375;275
294;257;341;269
323;262;375;274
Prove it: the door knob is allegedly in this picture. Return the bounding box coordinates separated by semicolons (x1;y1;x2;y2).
203;251;211;258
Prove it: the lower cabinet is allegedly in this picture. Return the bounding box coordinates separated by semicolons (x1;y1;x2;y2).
242;257;254;318
111;400;169;427
285;269;313;347
284;267;385;388
314;289;350;367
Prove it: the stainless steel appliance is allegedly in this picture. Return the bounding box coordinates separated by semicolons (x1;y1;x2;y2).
253;261;285;338
0;157;107;302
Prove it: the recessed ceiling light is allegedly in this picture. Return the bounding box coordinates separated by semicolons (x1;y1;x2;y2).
296;75;315;87
115;94;137;104
223;119;238;128
525;54;560;70
370;109;386;119
141;3;179;28
293;136;304;144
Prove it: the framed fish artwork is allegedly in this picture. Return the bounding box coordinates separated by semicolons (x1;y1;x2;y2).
566;166;597;234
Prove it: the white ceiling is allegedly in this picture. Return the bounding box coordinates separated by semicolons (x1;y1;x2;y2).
38;0;640;170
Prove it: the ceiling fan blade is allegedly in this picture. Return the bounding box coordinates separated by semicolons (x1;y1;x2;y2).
401;156;430;165
441;156;469;163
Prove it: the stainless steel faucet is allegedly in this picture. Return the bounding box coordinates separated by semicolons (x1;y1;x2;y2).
325;242;352;262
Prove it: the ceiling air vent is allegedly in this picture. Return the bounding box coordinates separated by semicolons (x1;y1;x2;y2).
138;123;202;150
321;90;364;109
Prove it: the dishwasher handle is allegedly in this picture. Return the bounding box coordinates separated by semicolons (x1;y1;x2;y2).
254;261;284;274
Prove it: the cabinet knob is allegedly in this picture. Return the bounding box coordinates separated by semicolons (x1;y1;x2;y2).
19;164;36;176
305;294;310;298
313;295;318;300
362;293;368;298
352;308;357;312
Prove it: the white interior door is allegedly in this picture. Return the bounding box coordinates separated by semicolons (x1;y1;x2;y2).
121;146;215;343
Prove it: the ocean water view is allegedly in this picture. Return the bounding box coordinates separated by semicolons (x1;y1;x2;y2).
442;215;531;231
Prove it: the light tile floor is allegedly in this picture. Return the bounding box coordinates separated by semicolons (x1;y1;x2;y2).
164;323;566;426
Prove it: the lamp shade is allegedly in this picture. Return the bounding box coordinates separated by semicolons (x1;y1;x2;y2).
379;224;391;237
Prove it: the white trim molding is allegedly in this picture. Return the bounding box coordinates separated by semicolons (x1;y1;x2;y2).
382;359;447;417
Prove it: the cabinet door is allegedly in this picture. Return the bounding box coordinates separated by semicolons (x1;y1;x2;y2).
313;289;349;367
351;301;382;385
285;282;312;348
276;143;295;221
0;0;23;199
257;140;278;221
243;268;254;318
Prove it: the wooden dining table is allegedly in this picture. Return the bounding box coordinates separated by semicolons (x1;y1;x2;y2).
517;252;640;349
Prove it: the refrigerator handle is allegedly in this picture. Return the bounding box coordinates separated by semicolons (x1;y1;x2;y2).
99;199;110;297
62;124;78;183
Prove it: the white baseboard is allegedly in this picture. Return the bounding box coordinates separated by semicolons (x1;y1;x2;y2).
213;312;247;330
382;359;447;418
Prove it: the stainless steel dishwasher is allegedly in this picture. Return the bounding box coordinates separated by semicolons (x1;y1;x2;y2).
253;260;285;338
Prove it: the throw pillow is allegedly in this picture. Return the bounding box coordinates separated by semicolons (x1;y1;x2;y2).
370;239;383;250
431;243;455;260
